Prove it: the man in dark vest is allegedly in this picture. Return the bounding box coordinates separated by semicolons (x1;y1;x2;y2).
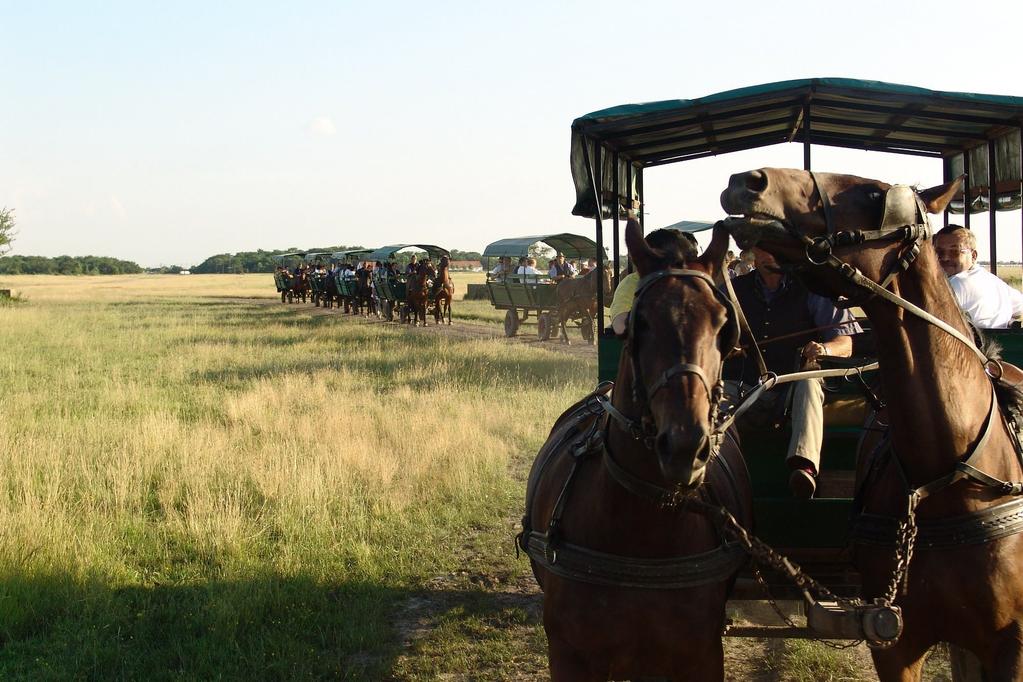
548;252;573;281
724;247;861;499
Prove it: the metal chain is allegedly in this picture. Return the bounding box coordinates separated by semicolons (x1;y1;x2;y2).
695;500;917;647
698;502;852;606
750;565;864;650
882;498;919;605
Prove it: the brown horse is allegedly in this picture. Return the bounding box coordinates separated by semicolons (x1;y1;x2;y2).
433;256;454;325
553;264;613;344
353;266;375;316
290;267;310;304
406;261;434;326
722;168;1023;681
522;219;752;681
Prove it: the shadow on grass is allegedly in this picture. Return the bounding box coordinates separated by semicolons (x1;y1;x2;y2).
0;572;407;681
0;572;549;682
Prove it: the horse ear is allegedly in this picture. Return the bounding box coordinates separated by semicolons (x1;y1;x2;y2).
625;217;657;275
699;222;731;283
919;175;963;214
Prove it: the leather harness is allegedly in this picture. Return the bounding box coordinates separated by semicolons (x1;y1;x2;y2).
756;173;1023;548
518;269;750;589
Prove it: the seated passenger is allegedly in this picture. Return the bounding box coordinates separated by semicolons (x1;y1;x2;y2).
608;228;699;336
489;256;513;280
723;248;861;499
516;258;540;276
934;224;1023;328
548;253;572;281
405;255;419;275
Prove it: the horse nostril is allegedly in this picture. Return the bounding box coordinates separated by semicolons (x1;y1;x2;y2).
744;170;768;194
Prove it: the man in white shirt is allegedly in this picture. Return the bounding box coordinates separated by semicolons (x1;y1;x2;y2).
516;258;540;276
934;225;1023;328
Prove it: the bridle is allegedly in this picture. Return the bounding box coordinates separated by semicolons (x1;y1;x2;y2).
601;268;740;455
764;172;1023;517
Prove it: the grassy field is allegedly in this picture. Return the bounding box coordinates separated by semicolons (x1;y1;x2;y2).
0;274;956;680
0;274;586;679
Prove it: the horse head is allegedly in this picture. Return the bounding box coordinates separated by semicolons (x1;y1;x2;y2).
719;168;960;299
623;219;737;490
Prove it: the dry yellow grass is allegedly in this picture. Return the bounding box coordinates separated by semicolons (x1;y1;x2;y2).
0;274;593;678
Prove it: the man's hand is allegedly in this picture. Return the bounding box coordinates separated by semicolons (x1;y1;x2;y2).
802;335;854;361
802;341;829;363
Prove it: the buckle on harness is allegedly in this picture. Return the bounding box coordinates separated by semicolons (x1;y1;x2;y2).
806;237;833;265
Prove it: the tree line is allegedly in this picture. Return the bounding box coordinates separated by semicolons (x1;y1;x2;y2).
0;255;144;275
192;247;484;274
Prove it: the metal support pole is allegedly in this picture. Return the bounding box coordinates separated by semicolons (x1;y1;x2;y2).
612;152;621;290
583;139;607;334
942;156;951;228
963;150;972;231
988;140;998;274
637;167;645;234
802;102;812;170
626;163;635;274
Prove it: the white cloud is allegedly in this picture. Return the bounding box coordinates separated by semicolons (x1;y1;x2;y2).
307;116;337;137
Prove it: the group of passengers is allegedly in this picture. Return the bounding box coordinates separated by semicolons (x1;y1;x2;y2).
609;221;1023;501
489;253;601;282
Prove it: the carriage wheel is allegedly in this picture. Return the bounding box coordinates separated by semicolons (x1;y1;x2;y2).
537;312;552;341
949;646;986;681
580;314;595;345
504;309;519;337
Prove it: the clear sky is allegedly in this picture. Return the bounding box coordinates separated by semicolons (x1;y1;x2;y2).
2;0;1021;267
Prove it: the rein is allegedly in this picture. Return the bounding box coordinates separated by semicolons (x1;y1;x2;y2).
726;175;1023;587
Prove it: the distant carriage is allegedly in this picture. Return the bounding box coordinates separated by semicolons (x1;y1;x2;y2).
331;248;374;314
303;252;332;307
482;233;609;344
271;252;306;303
364;244;451;325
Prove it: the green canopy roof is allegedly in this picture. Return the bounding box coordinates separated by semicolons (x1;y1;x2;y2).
272;252;305;263
303;252;331;262
331;248;374;261
571;77;1023;218
365;244;450;262
482;233;603;259
660;220;715;233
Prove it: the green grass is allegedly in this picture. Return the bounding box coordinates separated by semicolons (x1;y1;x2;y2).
0;280;592;679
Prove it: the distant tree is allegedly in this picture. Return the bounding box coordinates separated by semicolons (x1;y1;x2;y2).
0;207;15;255
0;255;142;275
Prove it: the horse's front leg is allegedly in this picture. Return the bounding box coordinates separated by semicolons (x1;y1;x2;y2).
547;637;607;682
984;622;1023;680
870;638;931;682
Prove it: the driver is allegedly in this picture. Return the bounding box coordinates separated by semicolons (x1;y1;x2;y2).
723;248;861;499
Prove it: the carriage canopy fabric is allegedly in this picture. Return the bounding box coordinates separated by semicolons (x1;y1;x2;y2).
303;252;332;262
482;233;605;259
331;249;374;261
660;220;715;233
272;252;305;262
571;78;1023;218
365;244;450;262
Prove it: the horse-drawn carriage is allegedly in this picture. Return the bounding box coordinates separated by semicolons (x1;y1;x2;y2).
271;252;307;303
364;244;452;325
331;248;374;314
521;78;1023;680
303;252;332;307
482;234;610;343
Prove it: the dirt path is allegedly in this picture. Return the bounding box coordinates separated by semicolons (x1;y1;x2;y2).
233;296;598;362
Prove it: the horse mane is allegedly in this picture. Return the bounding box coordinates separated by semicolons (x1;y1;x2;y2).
976;329;1023;424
